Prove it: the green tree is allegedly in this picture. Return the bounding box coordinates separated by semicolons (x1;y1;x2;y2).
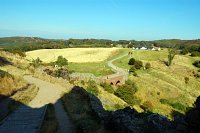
32;57;42;67
145;62;151;69
55;56;68;67
128;58;135;65
167;48;177;66
134;60;143;69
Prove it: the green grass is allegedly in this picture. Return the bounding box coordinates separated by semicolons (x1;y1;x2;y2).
67;48;130;76
113;49;168;69
67;62;113;76
111;49;200;118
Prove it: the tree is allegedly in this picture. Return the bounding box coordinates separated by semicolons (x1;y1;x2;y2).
134;60;143;69
145;62;151;69
193;60;200;68
55;56;68;67
167;48;177;66
128;58;135;65
32;57;42;67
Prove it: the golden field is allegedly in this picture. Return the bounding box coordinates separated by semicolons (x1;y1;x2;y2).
26;48;120;63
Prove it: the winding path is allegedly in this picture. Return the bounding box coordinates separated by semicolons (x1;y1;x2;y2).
0;75;72;133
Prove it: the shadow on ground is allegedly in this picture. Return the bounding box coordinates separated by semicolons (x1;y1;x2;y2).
0;86;200;133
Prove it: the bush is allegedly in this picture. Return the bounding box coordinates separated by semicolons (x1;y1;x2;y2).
185;77;189;84
55;56;68;67
191;51;200;57
160;99;186;111
171;102;186;111
180;49;189;55
145;62;151;69
86;80;99;96
140;101;153;112
160;99;170;104
128;58;136;65
134;60;143;69
100;82;114;93
31;57;42;68
115;79;138;105
0;69;11;78
193;60;200;68
129;66;136;73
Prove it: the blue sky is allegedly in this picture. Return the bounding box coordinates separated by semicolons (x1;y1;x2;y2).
0;0;199;40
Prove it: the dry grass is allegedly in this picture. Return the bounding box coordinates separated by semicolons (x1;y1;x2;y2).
0;72;27;97
98;86;128;111
26;48;121;63
114;49;200;118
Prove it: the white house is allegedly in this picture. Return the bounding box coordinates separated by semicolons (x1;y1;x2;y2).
140;47;147;50
152;46;161;51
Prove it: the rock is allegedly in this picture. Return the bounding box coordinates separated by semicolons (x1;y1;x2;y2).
147;114;172;133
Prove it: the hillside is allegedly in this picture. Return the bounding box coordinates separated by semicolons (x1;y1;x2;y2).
113;49;200;117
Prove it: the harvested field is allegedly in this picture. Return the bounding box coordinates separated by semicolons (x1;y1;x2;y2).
26;48;120;63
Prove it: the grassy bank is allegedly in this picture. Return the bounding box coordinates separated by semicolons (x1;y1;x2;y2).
113;49;200;118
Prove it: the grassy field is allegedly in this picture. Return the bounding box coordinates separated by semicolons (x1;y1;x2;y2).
26;48;120;63
67;48;130;76
113;49;200;118
26;48;130;76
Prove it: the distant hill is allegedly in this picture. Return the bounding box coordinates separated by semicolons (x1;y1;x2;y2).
0;37;52;47
0;37;199;55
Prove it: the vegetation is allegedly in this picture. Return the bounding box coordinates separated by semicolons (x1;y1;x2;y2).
86;80;99;96
100;82;114;93
134;60;143;69
31;57;42;67
0;69;27;97
113;49;200;117
191;51;200;57
128;58;135;65
145;62;151;69
185;77;189;84
193;60;200;68
62;88;104;133
55;56;68;67
140;101;153;112
160;99;186;112
167;48;177;66
115;79;138;105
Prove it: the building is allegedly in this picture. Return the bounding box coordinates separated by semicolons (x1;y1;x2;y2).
140;47;147;50
152;46;161;51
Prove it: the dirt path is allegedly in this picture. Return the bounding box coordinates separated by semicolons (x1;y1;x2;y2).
106;53;129;79
0;75;72;133
24;75;72;133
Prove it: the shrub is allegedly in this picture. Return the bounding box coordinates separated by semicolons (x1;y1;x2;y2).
55;56;68;67
167;48;177;66
160;99;186;111
134;60;143;69
129;66;136;73
193;60;200;68
180;49;189;55
31;57;42;67
128;58;136;65
115;79;138;105
160;99;170;104
100;82;114;93
140;101;153;112
86;80;99;96
170;102;186;111
0;69;11;78
145;62;151;69
191;51;200;57
185;77;189;84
